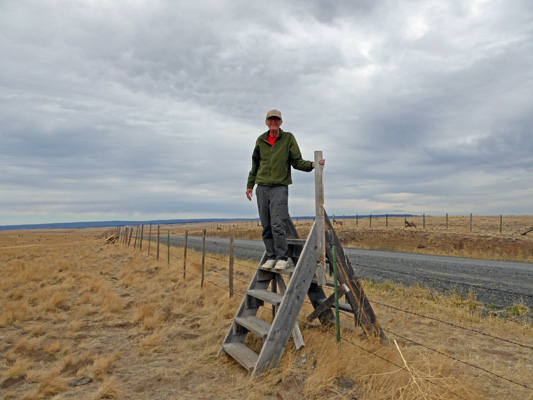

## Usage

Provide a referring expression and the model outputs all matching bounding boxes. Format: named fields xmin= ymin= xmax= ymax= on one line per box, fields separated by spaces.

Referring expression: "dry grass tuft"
xmin=133 ymin=303 xmax=162 ymax=330
xmin=138 ymin=332 xmax=162 ymax=355
xmin=93 ymin=377 xmax=124 ymax=399
xmin=91 ymin=350 xmax=121 ymax=378
xmin=37 ymin=375 xmax=69 ymax=397
xmin=4 ymin=357 xmax=34 ymax=380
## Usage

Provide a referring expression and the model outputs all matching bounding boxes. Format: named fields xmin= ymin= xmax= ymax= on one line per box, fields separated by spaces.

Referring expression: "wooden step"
xmin=235 ymin=315 xmax=271 ymax=339
xmin=312 ymin=277 xmax=336 ymax=286
xmin=247 ymin=289 xmax=283 ymax=306
xmin=287 ymin=238 xmax=306 ymax=246
xmin=317 ymin=299 xmax=354 ymax=313
xmin=222 ymin=343 xmax=258 ymax=372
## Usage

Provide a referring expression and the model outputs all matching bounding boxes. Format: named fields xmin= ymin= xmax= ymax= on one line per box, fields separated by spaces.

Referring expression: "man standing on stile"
xmin=246 ymin=109 xmax=325 ymax=271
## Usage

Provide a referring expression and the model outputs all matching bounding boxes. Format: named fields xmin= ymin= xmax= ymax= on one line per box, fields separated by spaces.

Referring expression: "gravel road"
xmin=168 ymin=235 xmax=533 ymax=311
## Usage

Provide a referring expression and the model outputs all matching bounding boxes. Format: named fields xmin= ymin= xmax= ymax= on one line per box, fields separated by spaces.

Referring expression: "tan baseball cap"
xmin=266 ymin=109 xmax=282 ymax=120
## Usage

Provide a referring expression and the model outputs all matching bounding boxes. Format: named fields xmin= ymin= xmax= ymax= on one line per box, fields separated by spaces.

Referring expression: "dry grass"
xmin=1 ymin=227 xmax=531 ymax=399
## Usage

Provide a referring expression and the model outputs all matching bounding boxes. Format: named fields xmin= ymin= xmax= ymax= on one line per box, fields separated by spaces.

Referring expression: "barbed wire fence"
xmin=101 ymin=213 xmax=533 ymax=239
xmin=105 ymin=223 xmax=533 ymax=395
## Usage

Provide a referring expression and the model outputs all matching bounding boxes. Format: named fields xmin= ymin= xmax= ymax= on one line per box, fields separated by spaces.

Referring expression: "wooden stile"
xmin=219 ymin=150 xmax=385 ymax=378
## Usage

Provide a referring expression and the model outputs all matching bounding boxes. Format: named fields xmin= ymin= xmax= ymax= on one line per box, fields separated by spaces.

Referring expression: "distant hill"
xmin=0 ymin=218 xmax=251 ymax=231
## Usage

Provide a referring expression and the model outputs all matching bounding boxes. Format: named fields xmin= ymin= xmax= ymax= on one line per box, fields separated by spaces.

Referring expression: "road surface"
xmin=166 ymin=235 xmax=532 ymax=310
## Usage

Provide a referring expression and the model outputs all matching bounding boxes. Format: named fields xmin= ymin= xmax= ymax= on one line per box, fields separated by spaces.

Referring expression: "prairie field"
xmin=0 ymin=224 xmax=532 ymax=399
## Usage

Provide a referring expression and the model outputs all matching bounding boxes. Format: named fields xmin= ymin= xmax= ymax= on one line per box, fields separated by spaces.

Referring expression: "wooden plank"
xmin=247 ymin=289 xmax=283 ymax=306
xmin=251 ymin=223 xmax=319 ymax=378
xmin=222 ymin=343 xmax=259 ymax=372
xmin=306 ymin=283 xmax=336 ymax=325
xmin=307 ymin=284 xmax=349 ymax=322
xmin=218 ymin=252 xmax=271 ymax=357
xmin=235 ymin=316 xmax=271 ymax=339
xmin=324 ymin=211 xmax=387 ymax=342
xmin=314 ymin=151 xmax=326 ymax=286
xmin=287 ymin=238 xmax=306 ymax=245
xmin=316 ymin=299 xmax=355 ymax=314
xmin=275 ymin=274 xmax=305 ymax=350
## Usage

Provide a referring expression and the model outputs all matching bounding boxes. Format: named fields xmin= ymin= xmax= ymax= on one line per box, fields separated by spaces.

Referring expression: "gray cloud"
xmin=1 ymin=0 xmax=532 ymax=225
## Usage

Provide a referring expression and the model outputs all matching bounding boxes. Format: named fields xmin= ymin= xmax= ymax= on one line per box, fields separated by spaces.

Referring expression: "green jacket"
xmin=247 ymin=129 xmax=313 ymax=189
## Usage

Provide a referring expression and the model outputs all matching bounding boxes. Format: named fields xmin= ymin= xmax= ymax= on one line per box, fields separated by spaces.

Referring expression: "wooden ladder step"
xmin=235 ymin=315 xmax=271 ymax=339
xmin=287 ymin=238 xmax=307 ymax=245
xmin=247 ymin=289 xmax=283 ymax=306
xmin=317 ymin=299 xmax=354 ymax=313
xmin=222 ymin=343 xmax=258 ymax=372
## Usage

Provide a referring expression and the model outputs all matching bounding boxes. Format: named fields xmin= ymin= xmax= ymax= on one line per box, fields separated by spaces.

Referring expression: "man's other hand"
xmin=312 ymin=159 xmax=325 ymax=169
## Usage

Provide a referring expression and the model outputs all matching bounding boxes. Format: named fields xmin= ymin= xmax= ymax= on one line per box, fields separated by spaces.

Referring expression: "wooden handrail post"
xmin=314 ymin=150 xmax=326 ymax=286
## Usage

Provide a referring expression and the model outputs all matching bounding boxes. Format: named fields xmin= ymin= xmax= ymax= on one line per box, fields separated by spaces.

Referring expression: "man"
xmin=246 ymin=109 xmax=325 ymax=270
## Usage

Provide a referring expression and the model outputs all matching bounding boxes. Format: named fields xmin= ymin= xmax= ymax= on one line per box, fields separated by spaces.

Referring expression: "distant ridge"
xmin=0 ymin=218 xmax=252 ymax=231
xmin=0 ymin=214 xmax=412 ymax=231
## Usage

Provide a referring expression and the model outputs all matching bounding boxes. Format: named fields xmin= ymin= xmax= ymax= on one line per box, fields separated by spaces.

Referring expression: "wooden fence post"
xmin=140 ymin=225 xmax=144 ymax=250
xmin=356 ymin=214 xmax=358 ymax=226
xmin=470 ymin=213 xmax=473 ymax=232
xmin=201 ymin=229 xmax=206 ymax=287
xmin=148 ymin=224 xmax=152 ymax=255
xmin=134 ymin=226 xmax=138 ymax=248
xmin=423 ymin=213 xmax=426 ymax=229
xmin=157 ymin=225 xmax=160 ymax=260
xmin=128 ymin=227 xmax=133 ymax=246
xmin=369 ymin=214 xmax=372 ymax=228
xmin=386 ymin=214 xmax=388 ymax=227
xmin=446 ymin=213 xmax=448 ymax=229
xmin=167 ymin=230 xmax=170 ymax=266
xmin=500 ymin=215 xmax=503 ymax=234
xmin=229 ymin=234 xmax=234 ymax=297
xmin=183 ymin=231 xmax=188 ymax=279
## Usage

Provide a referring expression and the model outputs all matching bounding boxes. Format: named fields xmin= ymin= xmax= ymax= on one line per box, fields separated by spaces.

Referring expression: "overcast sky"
xmin=1 ymin=0 xmax=532 ymax=225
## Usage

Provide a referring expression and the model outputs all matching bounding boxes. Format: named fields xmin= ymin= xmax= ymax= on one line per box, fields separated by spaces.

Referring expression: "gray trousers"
xmin=256 ymin=185 xmax=289 ymax=261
